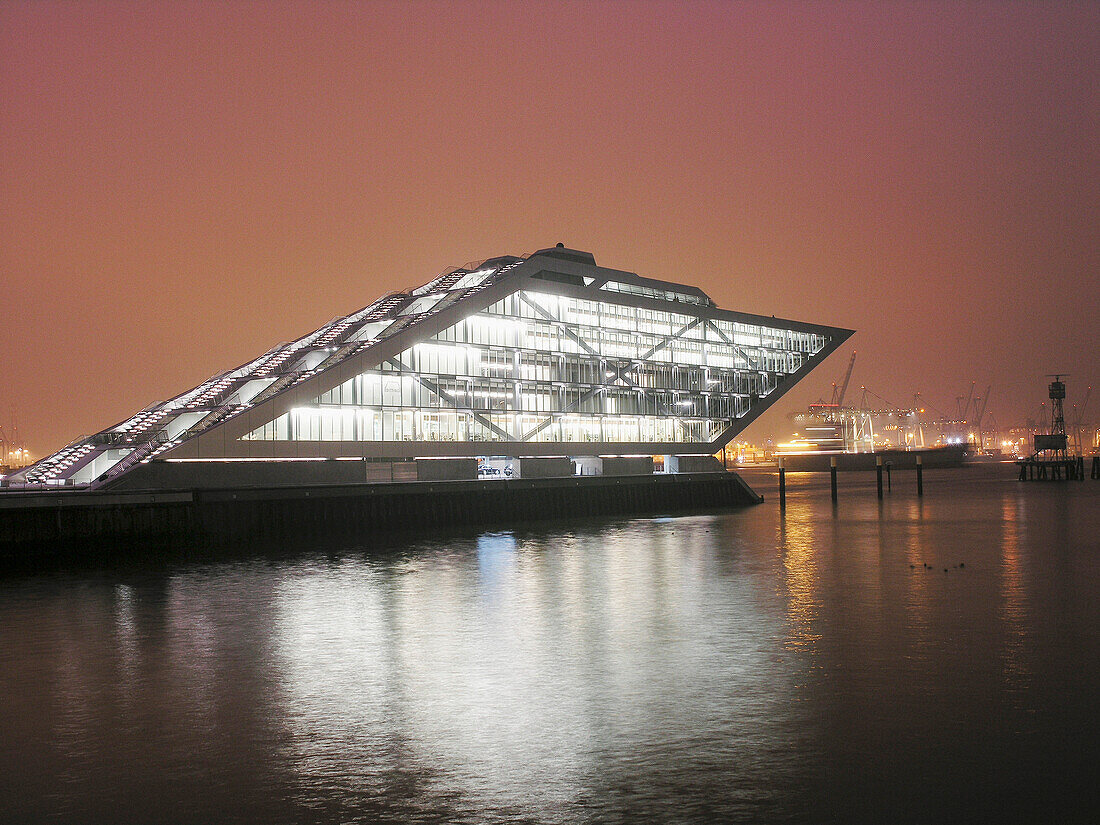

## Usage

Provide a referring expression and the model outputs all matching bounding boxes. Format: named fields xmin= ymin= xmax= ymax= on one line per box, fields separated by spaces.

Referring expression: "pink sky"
xmin=2 ymin=1 xmax=1097 ymax=456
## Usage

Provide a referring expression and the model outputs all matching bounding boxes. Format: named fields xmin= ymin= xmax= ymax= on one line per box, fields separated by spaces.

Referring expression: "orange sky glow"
xmin=2 ymin=0 xmax=1098 ymax=456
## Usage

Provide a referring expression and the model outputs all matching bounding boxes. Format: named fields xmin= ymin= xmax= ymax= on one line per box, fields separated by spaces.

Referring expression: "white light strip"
xmin=163 ymin=457 xmax=329 ymax=463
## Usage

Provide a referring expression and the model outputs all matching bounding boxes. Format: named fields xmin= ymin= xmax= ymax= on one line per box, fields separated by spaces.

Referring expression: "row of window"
xmin=598 ymin=279 xmax=710 ymax=306
xmin=244 ymin=408 xmax=728 ymax=444
xmin=382 ymin=344 xmax=789 ymax=390
xmin=314 ymin=371 xmax=769 ymax=416
xmin=427 ymin=313 xmax=807 ymax=370
xmin=479 ymin=291 xmax=824 ymax=354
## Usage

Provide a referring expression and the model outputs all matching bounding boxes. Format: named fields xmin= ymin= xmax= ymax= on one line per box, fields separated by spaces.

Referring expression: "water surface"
xmin=2 ymin=466 xmax=1097 ymax=823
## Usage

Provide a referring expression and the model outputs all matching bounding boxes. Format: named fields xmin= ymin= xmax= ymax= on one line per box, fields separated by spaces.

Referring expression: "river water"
xmin=2 ymin=465 xmax=1098 ymax=824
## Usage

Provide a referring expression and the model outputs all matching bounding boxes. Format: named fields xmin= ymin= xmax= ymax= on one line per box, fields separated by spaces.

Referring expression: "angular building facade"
xmin=7 ymin=246 xmax=852 ymax=490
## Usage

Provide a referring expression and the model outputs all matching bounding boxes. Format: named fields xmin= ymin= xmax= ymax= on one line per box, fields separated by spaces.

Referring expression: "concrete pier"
xmin=777 ymin=446 xmax=966 ymax=472
xmin=0 ymin=472 xmax=762 ymax=565
xmin=1017 ymin=456 xmax=1087 ymax=481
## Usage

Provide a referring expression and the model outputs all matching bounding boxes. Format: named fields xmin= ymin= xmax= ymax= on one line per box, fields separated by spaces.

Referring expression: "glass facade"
xmin=10 ymin=247 xmax=848 ymax=490
xmin=244 ymin=289 xmax=828 ymax=446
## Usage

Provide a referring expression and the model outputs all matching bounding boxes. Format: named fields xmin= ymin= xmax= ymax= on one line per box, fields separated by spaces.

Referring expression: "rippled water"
xmin=2 ymin=466 xmax=1098 ymax=824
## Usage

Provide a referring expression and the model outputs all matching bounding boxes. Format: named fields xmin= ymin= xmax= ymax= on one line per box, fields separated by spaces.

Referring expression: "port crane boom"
xmin=1070 ymin=385 xmax=1091 ymax=454
xmin=956 ymin=382 xmax=976 ymax=421
xmin=971 ymin=386 xmax=991 ymax=450
xmin=831 ymin=351 xmax=857 ymax=406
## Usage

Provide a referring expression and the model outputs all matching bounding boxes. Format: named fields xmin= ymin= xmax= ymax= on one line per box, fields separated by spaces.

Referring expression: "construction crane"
xmin=830 ymin=351 xmax=857 ymax=406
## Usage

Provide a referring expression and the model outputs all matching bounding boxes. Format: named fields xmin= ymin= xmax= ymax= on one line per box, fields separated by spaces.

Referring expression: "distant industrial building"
xmin=6 ymin=246 xmax=851 ymax=490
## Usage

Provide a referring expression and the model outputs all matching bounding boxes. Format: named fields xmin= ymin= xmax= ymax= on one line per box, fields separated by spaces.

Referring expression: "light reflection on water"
xmin=778 ymin=498 xmax=821 ymax=653
xmin=270 ymin=522 xmax=802 ymax=821
xmin=1 ymin=466 xmax=1098 ymax=823
xmin=999 ymin=495 xmax=1031 ymax=698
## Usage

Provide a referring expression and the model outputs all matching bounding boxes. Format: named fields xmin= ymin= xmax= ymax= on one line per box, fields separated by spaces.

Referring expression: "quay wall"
xmin=0 ymin=472 xmax=762 ymax=565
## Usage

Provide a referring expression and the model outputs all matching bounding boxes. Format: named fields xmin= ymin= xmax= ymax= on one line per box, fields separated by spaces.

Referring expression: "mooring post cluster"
xmin=779 ymin=452 xmax=926 ymax=507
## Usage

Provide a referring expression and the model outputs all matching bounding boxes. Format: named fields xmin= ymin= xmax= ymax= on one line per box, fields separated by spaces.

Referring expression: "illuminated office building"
xmin=8 ymin=246 xmax=851 ymax=490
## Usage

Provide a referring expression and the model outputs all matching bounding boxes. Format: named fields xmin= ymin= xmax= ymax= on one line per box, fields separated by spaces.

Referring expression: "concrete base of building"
xmin=513 ymin=457 xmax=574 ymax=479
xmin=415 ymin=458 xmax=478 ymax=481
xmin=666 ymin=454 xmax=725 ymax=473
xmin=599 ymin=456 xmax=655 ymax=476
xmin=103 ymin=458 xmax=416 ymax=490
xmin=88 ymin=453 xmax=724 ymax=490
xmin=0 ymin=472 xmax=763 ymax=566
xmin=571 ymin=456 xmax=654 ymax=476
xmin=101 ymin=457 xmax=484 ymax=490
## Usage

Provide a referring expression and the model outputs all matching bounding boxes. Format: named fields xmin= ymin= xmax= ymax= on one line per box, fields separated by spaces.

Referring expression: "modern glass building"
xmin=7 ymin=246 xmax=852 ymax=490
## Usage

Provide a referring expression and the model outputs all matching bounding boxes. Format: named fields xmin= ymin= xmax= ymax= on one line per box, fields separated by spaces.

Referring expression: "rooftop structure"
xmin=6 ymin=246 xmax=852 ymax=490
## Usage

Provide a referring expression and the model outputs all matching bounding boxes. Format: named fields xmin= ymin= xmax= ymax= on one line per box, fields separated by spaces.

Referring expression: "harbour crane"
xmin=955 ymin=382 xmax=976 ymax=421
xmin=1070 ymin=385 xmax=1091 ymax=455
xmin=986 ymin=412 xmax=999 ymax=436
xmin=829 ymin=351 xmax=857 ymax=406
xmin=914 ymin=390 xmax=948 ymax=421
xmin=0 ymin=419 xmax=27 ymax=470
xmin=970 ymin=386 xmax=991 ymax=450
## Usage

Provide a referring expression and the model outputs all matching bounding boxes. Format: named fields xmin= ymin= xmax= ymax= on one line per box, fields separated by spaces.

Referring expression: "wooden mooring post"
xmin=876 ymin=456 xmax=883 ymax=499
xmin=778 ymin=456 xmax=786 ymax=509
xmin=916 ymin=455 xmax=923 ymax=497
xmin=830 ymin=456 xmax=838 ymax=503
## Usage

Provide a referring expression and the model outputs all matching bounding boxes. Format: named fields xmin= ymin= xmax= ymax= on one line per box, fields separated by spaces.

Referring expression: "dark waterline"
xmin=2 ymin=466 xmax=1098 ymax=823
